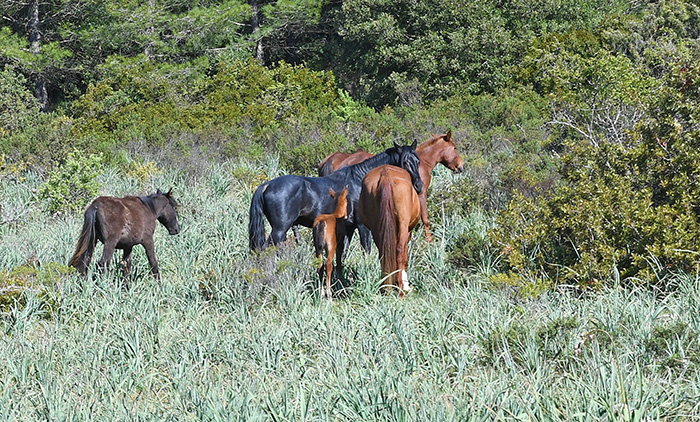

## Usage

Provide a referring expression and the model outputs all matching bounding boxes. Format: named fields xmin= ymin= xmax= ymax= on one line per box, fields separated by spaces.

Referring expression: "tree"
xmin=321 ymin=0 xmax=628 ymax=108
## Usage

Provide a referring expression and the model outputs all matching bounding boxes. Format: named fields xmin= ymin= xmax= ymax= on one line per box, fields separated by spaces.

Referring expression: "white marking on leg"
xmin=401 ymin=270 xmax=411 ymax=293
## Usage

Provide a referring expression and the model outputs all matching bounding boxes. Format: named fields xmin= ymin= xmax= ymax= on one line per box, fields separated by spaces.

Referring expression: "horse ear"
xmin=166 ymin=187 xmax=173 ymax=197
xmin=393 ymin=141 xmax=401 ymax=149
xmin=411 ymin=140 xmax=417 ymax=149
xmin=445 ymin=130 xmax=452 ymax=141
xmin=329 ymin=188 xmax=336 ymax=198
xmin=156 ymin=188 xmax=162 ymax=195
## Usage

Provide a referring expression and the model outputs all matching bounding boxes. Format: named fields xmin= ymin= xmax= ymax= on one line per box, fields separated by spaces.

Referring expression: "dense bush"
xmin=38 ymin=150 xmax=103 ymax=215
xmin=493 ymin=58 xmax=700 ymax=285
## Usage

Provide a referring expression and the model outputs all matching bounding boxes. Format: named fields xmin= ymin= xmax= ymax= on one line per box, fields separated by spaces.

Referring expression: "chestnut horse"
xmin=320 ymin=131 xmax=465 ymax=244
xmin=312 ymin=187 xmax=349 ymax=300
xmin=359 ymin=165 xmax=420 ymax=296
xmin=68 ymin=188 xmax=180 ymax=282
xmin=318 ymin=149 xmax=374 ymax=177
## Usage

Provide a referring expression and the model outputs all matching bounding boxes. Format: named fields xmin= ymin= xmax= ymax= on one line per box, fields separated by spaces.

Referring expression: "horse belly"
xmin=116 ymin=220 xmax=150 ymax=248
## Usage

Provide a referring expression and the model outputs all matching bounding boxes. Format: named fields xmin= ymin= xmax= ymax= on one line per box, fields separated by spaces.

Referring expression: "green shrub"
xmin=644 ymin=321 xmax=700 ymax=372
xmin=0 ymin=261 xmax=71 ymax=316
xmin=492 ymin=59 xmax=700 ymax=286
xmin=38 ymin=150 xmax=103 ymax=215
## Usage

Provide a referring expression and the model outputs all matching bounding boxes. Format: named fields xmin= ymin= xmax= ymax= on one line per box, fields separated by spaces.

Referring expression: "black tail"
xmin=313 ymin=220 xmax=327 ymax=257
xmin=68 ymin=204 xmax=97 ymax=275
xmin=249 ymin=183 xmax=267 ymax=251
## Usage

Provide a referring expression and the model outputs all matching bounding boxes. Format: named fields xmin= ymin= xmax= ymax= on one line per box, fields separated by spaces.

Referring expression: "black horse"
xmin=249 ymin=142 xmax=423 ymax=279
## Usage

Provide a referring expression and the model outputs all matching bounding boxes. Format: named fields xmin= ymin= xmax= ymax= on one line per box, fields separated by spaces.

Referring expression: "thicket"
xmin=493 ymin=0 xmax=700 ymax=287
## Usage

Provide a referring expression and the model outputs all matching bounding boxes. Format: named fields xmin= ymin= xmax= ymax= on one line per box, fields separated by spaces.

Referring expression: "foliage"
xmin=493 ymin=56 xmax=700 ymax=285
xmin=121 ymin=158 xmax=162 ymax=184
xmin=0 ymin=67 xmax=39 ymax=138
xmin=38 ymin=150 xmax=103 ymax=215
xmin=0 ymin=260 xmax=70 ymax=316
xmin=325 ymin=0 xmax=628 ymax=107
xmin=68 ymin=56 xmax=350 ymax=167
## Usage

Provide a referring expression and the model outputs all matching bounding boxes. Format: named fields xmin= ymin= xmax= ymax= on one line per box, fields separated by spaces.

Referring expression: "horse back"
xmin=360 ymin=165 xmax=420 ymax=230
xmin=92 ymin=196 xmax=156 ymax=246
xmin=336 ymin=150 xmax=374 ymax=172
xmin=319 ymin=152 xmax=352 ymax=176
xmin=264 ymin=175 xmax=343 ymax=228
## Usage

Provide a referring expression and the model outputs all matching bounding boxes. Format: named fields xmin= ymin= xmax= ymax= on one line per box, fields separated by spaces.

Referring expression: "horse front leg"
xmin=335 ymin=232 xmax=347 ymax=295
xmin=142 ymin=239 xmax=160 ymax=283
xmin=121 ymin=246 xmax=133 ymax=275
xmin=292 ymin=225 xmax=301 ymax=244
xmin=419 ymin=193 xmax=433 ymax=243
xmin=121 ymin=246 xmax=133 ymax=290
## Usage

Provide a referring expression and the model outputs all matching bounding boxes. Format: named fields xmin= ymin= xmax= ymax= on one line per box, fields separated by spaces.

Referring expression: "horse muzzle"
xmin=453 ymin=164 xmax=465 ymax=174
xmin=413 ymin=180 xmax=424 ymax=195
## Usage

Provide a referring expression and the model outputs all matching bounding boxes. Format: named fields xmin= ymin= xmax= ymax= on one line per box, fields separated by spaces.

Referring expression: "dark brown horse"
xmin=68 ymin=188 xmax=180 ymax=281
xmin=320 ymin=131 xmax=465 ymax=243
xmin=312 ymin=187 xmax=349 ymax=300
xmin=359 ymin=165 xmax=421 ymax=296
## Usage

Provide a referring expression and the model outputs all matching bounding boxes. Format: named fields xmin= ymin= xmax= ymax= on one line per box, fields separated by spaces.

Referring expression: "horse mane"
xmin=139 ymin=191 xmax=176 ymax=215
xmin=330 ymin=146 xmax=399 ymax=181
xmin=417 ymin=133 xmax=447 ymax=152
xmin=139 ymin=194 xmax=159 ymax=214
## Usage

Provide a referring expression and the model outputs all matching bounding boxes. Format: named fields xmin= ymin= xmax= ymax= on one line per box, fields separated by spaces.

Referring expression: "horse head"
xmin=393 ymin=140 xmax=424 ymax=194
xmin=439 ymin=131 xmax=465 ymax=173
xmin=156 ymin=188 xmax=180 ymax=235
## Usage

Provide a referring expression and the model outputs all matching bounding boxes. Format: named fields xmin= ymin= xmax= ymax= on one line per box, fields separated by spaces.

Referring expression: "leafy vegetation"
xmin=38 ymin=150 xmax=103 ymax=215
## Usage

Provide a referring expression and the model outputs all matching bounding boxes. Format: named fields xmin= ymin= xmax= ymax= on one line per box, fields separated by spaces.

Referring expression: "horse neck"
xmin=140 ymin=194 xmax=166 ymax=217
xmin=349 ymin=151 xmax=393 ymax=179
xmin=416 ymin=143 xmax=441 ymax=174
xmin=332 ymin=199 xmax=348 ymax=219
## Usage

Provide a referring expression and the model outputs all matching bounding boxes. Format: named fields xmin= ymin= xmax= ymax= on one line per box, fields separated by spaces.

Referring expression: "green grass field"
xmin=1 ymin=159 xmax=699 ymax=420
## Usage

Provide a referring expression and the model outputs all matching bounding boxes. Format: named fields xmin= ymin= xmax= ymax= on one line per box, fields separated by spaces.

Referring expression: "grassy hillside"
xmin=1 ymin=159 xmax=699 ymax=420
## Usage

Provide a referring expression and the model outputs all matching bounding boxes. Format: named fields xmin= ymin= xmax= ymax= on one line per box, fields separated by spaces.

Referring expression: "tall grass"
xmin=1 ymin=158 xmax=699 ymax=420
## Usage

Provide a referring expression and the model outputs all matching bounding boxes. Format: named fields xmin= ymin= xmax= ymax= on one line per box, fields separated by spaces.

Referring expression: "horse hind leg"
xmin=270 ymin=228 xmax=288 ymax=247
xmin=397 ymin=228 xmax=412 ymax=296
xmin=325 ymin=244 xmax=335 ymax=300
xmin=97 ymin=239 xmax=118 ymax=277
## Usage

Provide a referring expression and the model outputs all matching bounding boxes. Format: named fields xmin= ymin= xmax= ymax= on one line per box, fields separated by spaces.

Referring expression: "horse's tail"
xmin=377 ymin=179 xmax=398 ymax=287
xmin=319 ymin=160 xmax=335 ymax=177
xmin=313 ymin=219 xmax=326 ymax=257
xmin=68 ymin=204 xmax=97 ymax=276
xmin=249 ymin=183 xmax=268 ymax=251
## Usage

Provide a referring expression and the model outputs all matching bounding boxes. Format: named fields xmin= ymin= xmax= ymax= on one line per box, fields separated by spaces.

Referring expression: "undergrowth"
xmin=0 ymin=158 xmax=699 ymax=420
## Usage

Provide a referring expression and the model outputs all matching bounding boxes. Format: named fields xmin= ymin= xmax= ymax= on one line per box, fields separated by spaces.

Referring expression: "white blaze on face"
xmin=400 ymin=270 xmax=411 ymax=293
